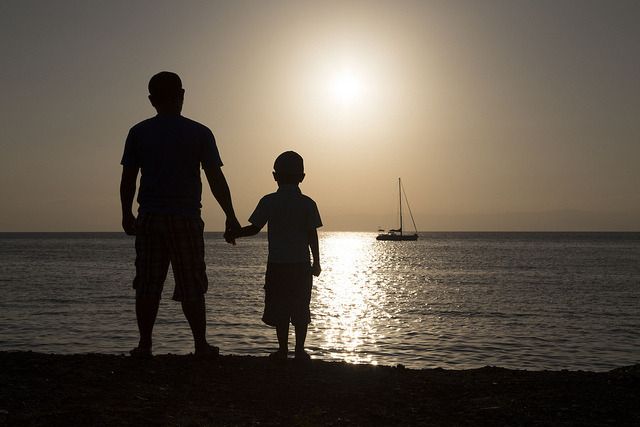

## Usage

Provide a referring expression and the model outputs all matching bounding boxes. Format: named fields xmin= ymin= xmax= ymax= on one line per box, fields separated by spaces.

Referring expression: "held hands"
xmin=224 ymin=216 xmax=241 ymax=245
xmin=223 ymin=228 xmax=238 ymax=244
xmin=311 ymin=263 xmax=322 ymax=277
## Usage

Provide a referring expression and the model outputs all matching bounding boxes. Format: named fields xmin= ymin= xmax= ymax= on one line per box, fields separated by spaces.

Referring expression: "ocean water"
xmin=0 ymin=232 xmax=639 ymax=371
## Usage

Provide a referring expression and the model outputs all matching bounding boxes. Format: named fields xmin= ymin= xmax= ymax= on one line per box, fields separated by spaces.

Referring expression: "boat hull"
xmin=376 ymin=234 xmax=419 ymax=241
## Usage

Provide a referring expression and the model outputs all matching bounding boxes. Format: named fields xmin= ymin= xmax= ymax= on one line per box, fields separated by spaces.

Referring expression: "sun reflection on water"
xmin=313 ymin=232 xmax=384 ymax=364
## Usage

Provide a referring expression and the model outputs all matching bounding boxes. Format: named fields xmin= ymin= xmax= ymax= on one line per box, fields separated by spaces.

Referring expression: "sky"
xmin=1 ymin=0 xmax=639 ymax=231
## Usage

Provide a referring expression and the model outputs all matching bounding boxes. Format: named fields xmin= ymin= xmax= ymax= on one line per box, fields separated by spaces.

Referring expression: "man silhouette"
xmin=120 ymin=71 xmax=239 ymax=357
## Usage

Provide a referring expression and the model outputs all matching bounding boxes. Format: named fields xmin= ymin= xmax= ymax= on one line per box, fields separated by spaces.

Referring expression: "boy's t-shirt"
xmin=249 ymin=184 xmax=322 ymax=264
xmin=120 ymin=115 xmax=223 ymax=216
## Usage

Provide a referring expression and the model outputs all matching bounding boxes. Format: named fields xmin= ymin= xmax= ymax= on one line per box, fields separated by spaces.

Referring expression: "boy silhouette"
xmin=229 ymin=151 xmax=322 ymax=361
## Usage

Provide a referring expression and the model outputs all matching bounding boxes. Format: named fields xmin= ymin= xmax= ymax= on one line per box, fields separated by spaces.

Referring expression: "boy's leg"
xmin=276 ymin=322 xmax=289 ymax=352
xmin=292 ymin=264 xmax=312 ymax=358
xmin=294 ymin=323 xmax=307 ymax=353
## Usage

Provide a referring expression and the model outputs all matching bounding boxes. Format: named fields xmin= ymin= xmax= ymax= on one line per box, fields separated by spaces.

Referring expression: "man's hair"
xmin=148 ymin=71 xmax=183 ymax=100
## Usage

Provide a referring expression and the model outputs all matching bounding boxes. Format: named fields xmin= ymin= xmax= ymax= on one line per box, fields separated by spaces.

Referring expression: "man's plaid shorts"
xmin=133 ymin=213 xmax=208 ymax=301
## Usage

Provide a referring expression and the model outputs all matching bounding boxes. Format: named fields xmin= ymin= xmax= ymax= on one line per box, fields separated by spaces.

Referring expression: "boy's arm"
xmin=309 ymin=229 xmax=321 ymax=276
xmin=234 ymin=224 xmax=262 ymax=238
xmin=120 ymin=166 xmax=139 ymax=235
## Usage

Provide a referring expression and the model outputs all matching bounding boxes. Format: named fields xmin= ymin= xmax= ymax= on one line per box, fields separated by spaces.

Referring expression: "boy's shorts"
xmin=262 ymin=262 xmax=312 ymax=327
xmin=133 ymin=213 xmax=208 ymax=302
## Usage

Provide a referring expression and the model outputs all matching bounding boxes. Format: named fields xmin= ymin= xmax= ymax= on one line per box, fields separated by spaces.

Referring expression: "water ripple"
xmin=1 ymin=232 xmax=639 ymax=370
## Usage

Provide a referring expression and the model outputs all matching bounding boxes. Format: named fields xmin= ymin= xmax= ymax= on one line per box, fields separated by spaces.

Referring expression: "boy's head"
xmin=273 ymin=151 xmax=305 ymax=185
xmin=148 ymin=71 xmax=185 ymax=114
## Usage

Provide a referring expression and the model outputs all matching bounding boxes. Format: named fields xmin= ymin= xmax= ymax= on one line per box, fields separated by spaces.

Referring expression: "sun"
xmin=328 ymin=67 xmax=364 ymax=105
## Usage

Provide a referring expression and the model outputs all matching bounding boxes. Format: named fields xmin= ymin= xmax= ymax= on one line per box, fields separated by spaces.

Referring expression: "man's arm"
xmin=309 ymin=229 xmax=321 ymax=276
xmin=203 ymin=166 xmax=240 ymax=241
xmin=120 ymin=166 xmax=139 ymax=235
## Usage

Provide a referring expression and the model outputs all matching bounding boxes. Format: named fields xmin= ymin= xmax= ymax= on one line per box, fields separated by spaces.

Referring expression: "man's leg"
xmin=169 ymin=215 xmax=214 ymax=354
xmin=181 ymin=296 xmax=209 ymax=352
xmin=136 ymin=294 xmax=161 ymax=351
xmin=132 ymin=213 xmax=169 ymax=355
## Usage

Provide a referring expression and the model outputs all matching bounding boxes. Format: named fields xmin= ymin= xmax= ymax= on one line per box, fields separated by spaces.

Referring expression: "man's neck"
xmin=154 ymin=104 xmax=182 ymax=116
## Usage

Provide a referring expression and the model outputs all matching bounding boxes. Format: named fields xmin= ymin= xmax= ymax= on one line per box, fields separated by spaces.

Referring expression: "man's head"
xmin=148 ymin=71 xmax=184 ymax=114
xmin=273 ymin=151 xmax=305 ymax=185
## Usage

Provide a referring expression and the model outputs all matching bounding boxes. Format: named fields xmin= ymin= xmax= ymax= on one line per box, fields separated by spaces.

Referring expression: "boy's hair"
xmin=148 ymin=71 xmax=183 ymax=101
xmin=274 ymin=151 xmax=304 ymax=175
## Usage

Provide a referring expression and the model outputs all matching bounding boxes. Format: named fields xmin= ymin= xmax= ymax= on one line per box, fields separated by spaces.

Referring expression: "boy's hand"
xmin=311 ymin=263 xmax=321 ymax=277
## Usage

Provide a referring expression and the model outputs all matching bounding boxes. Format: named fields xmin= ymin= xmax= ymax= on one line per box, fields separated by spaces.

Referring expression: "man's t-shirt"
xmin=121 ymin=115 xmax=222 ymax=216
xmin=249 ymin=185 xmax=322 ymax=264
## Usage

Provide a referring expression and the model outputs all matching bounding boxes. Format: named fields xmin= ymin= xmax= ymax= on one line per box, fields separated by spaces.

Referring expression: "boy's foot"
xmin=194 ymin=343 xmax=220 ymax=359
xmin=269 ymin=349 xmax=288 ymax=362
xmin=129 ymin=346 xmax=152 ymax=359
xmin=294 ymin=350 xmax=311 ymax=362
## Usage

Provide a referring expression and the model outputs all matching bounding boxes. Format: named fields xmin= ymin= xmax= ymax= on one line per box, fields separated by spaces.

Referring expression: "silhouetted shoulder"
xmin=128 ymin=117 xmax=157 ymax=133
xmin=301 ymin=194 xmax=318 ymax=205
xmin=178 ymin=116 xmax=214 ymax=136
xmin=129 ymin=116 xmax=212 ymax=136
xmin=301 ymin=193 xmax=322 ymax=228
xmin=300 ymin=193 xmax=320 ymax=212
xmin=259 ymin=192 xmax=279 ymax=204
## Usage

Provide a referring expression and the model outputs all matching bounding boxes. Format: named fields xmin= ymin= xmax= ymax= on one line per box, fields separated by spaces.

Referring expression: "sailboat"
xmin=376 ymin=178 xmax=419 ymax=241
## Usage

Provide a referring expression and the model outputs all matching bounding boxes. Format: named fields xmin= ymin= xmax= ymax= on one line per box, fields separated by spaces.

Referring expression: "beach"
xmin=1 ymin=352 xmax=638 ymax=426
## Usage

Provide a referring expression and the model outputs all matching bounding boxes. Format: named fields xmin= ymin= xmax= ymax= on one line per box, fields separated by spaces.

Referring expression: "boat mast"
xmin=401 ymin=181 xmax=419 ymax=235
xmin=398 ymin=177 xmax=403 ymax=236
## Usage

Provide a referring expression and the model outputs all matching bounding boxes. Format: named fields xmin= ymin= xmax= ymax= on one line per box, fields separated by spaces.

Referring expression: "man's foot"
xmin=129 ymin=347 xmax=152 ymax=359
xmin=194 ymin=343 xmax=220 ymax=359
xmin=294 ymin=350 xmax=311 ymax=362
xmin=269 ymin=349 xmax=288 ymax=362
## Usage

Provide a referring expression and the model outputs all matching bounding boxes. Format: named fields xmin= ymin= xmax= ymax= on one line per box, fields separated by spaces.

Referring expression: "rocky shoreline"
xmin=1 ymin=351 xmax=638 ymax=426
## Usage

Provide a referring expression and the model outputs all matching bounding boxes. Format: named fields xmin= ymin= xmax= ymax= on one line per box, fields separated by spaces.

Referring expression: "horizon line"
xmin=1 ymin=230 xmax=639 ymax=234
